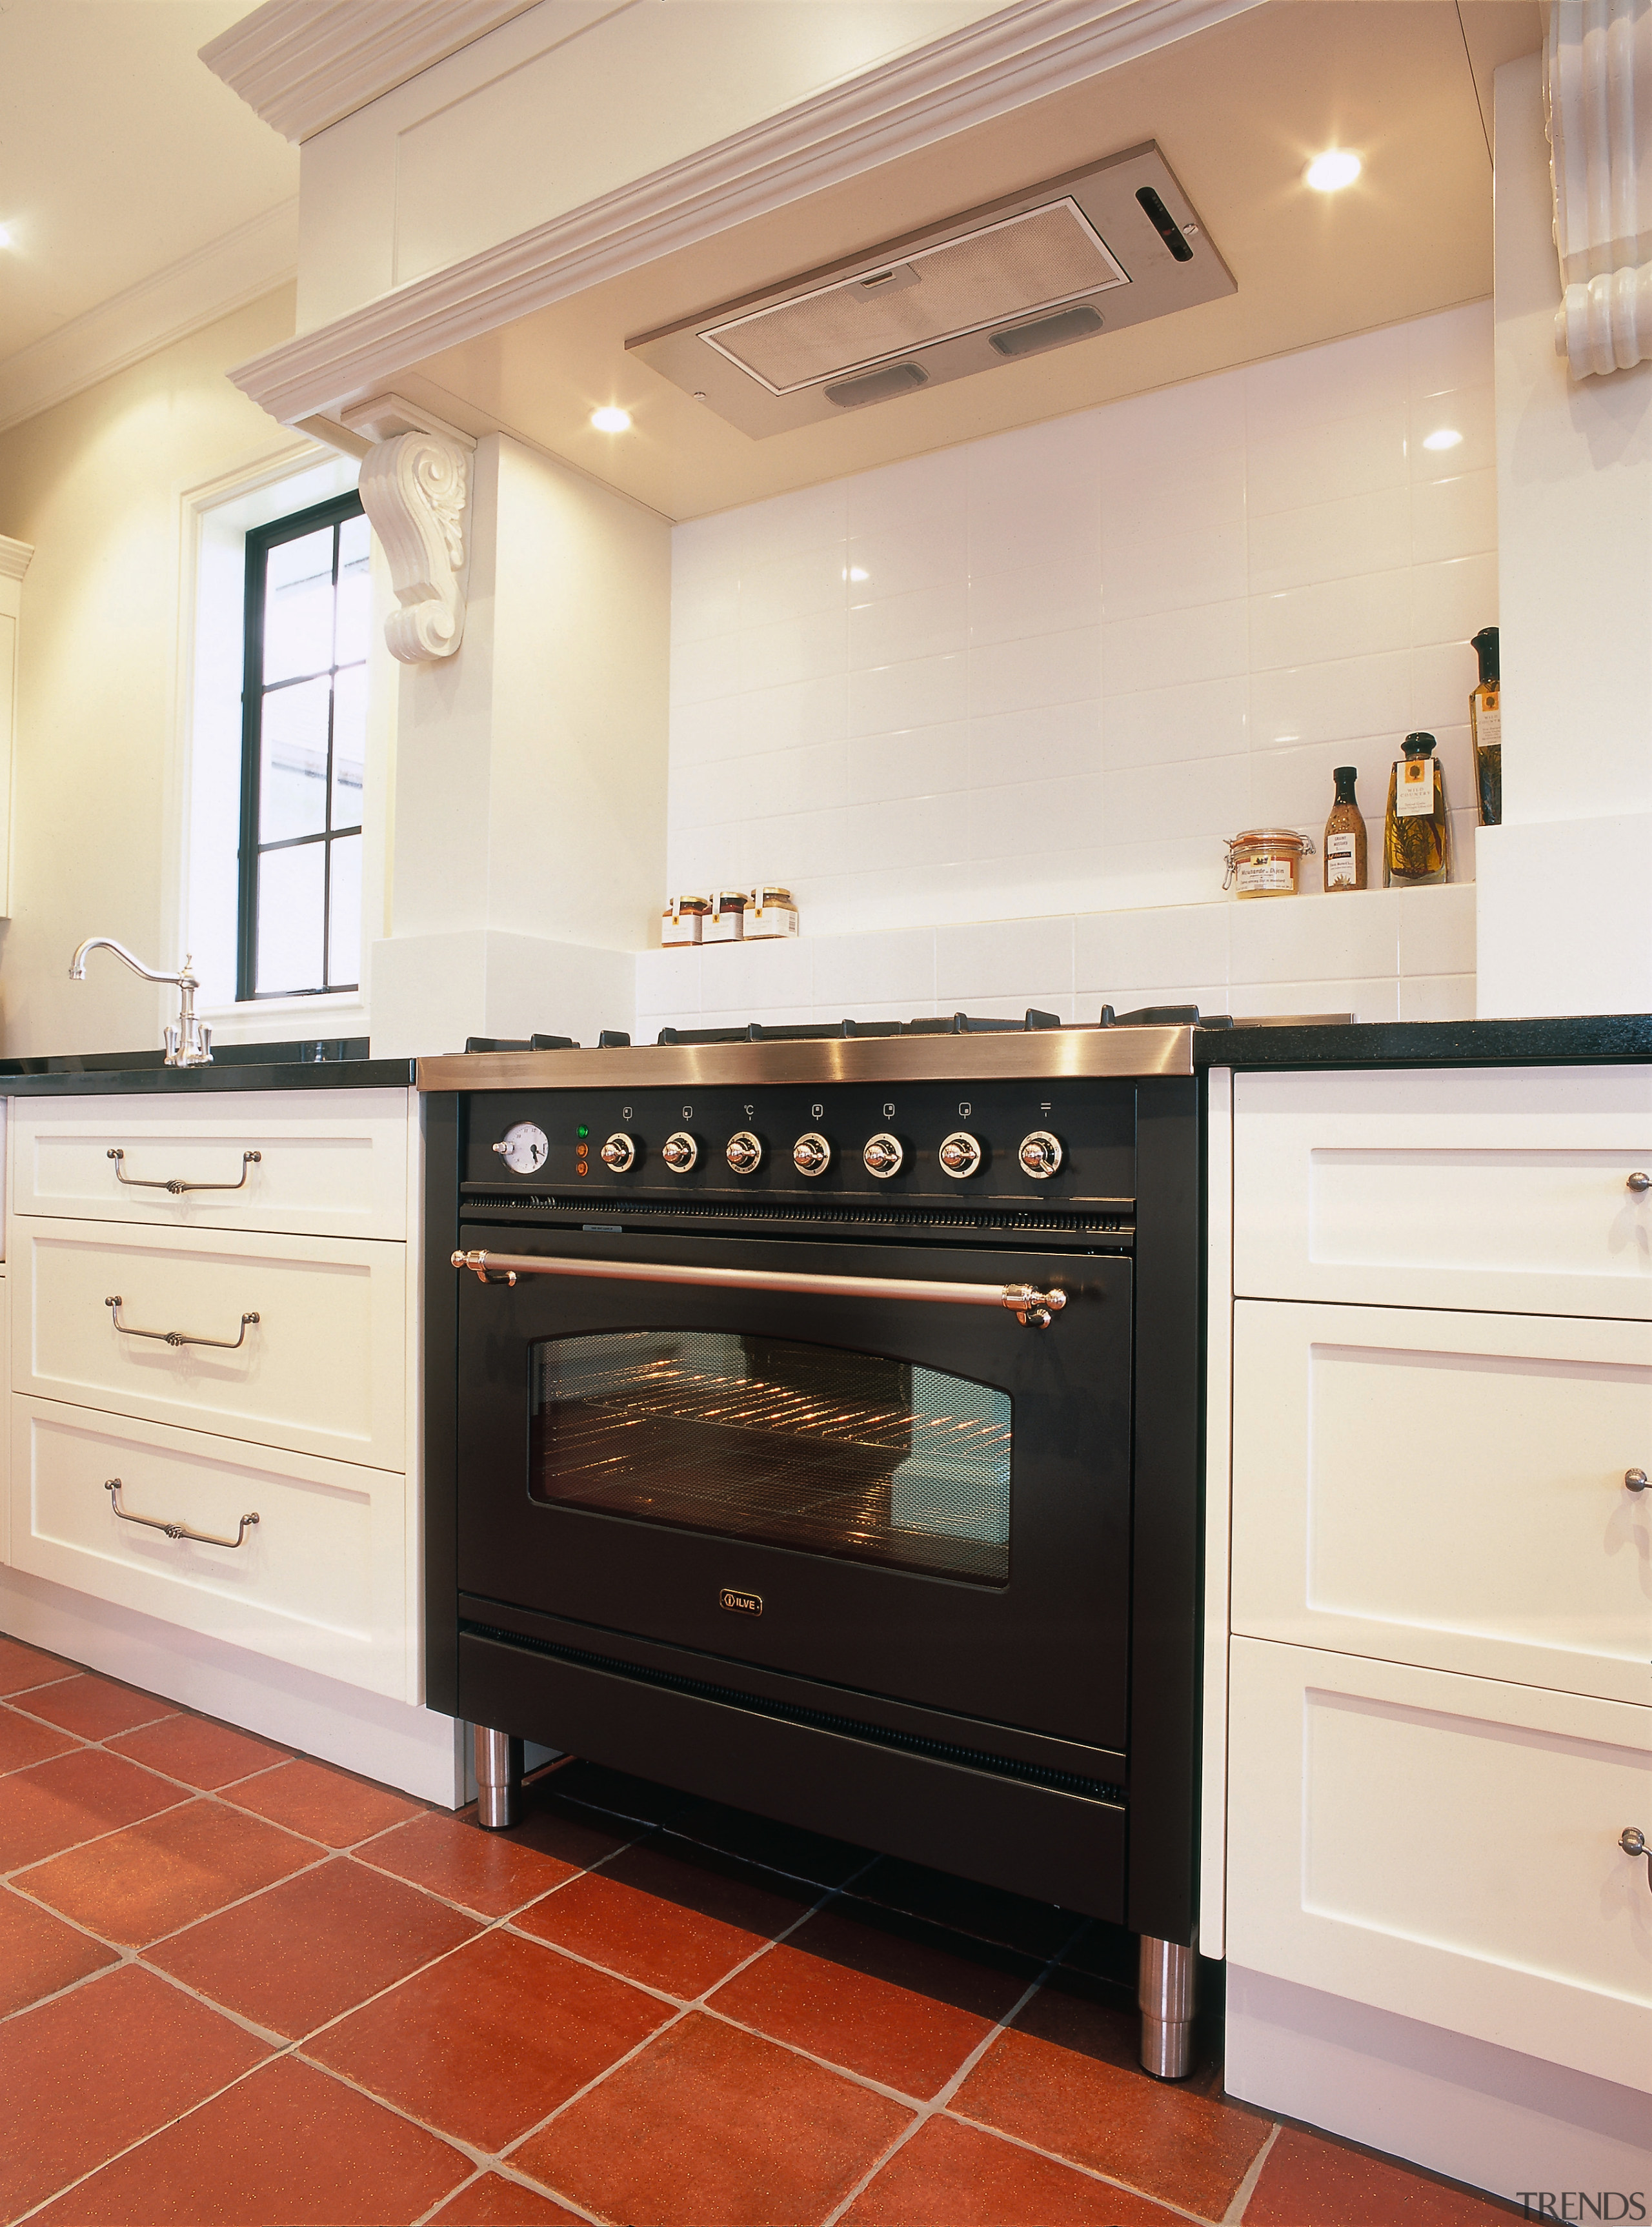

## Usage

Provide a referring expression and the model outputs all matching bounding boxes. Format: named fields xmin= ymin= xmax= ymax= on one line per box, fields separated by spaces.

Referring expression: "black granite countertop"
xmin=1194 ymin=1013 xmax=1652 ymax=1068
xmin=0 ymin=1038 xmax=416 ymax=1096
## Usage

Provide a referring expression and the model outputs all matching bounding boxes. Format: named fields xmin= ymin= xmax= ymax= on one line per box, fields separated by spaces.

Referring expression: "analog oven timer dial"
xmin=492 ymin=1122 xmax=549 ymax=1176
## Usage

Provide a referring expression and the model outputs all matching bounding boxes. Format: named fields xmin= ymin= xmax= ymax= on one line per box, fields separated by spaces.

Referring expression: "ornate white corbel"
xmin=1547 ymin=0 xmax=1652 ymax=376
xmin=348 ymin=396 xmax=475 ymax=663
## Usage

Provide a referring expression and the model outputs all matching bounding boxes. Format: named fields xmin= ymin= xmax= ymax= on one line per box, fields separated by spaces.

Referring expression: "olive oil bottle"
xmin=1384 ymin=732 xmax=1451 ymax=887
xmin=1323 ymin=765 xmax=1367 ymax=892
xmin=1470 ymin=625 xmax=1500 ymax=826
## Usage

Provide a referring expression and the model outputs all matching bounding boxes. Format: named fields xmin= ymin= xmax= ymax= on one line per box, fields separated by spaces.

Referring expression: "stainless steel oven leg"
xmin=473 ymin=1725 xmax=522 ymax=1830
xmin=1138 ymin=1935 xmax=1196 ymax=2079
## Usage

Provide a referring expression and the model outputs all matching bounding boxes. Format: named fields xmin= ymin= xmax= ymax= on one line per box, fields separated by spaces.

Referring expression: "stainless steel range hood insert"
xmin=629 ymin=143 xmax=1233 ymax=438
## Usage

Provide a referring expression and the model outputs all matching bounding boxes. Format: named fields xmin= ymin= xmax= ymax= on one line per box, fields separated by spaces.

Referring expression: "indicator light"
xmin=576 ymin=1125 xmax=589 ymax=1139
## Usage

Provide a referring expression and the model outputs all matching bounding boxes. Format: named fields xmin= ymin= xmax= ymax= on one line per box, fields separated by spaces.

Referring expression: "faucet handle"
xmin=197 ymin=1025 xmax=212 ymax=1062
xmin=164 ymin=1024 xmax=180 ymax=1065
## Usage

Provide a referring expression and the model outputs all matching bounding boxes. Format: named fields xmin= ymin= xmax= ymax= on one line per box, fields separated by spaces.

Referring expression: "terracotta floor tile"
xmin=668 ymin=1797 xmax=872 ymax=1886
xmin=505 ymin=1786 xmax=639 ymax=1873
xmin=0 ymin=1747 xmax=185 ymax=1869
xmin=223 ymin=1755 xmax=423 ymax=1844
xmin=514 ymin=2010 xmax=913 ymax=2227
xmin=543 ymin=1758 xmax=694 ymax=1825
xmin=0 ymin=1700 xmax=80 ymax=1775
xmin=1245 ymin=2126 xmax=1516 ymax=2224
xmin=32 ymin=2052 xmax=469 ymax=2226
xmin=306 ymin=1925 xmax=672 ymax=2151
xmin=106 ymin=1713 xmax=287 ymax=1790
xmin=0 ymin=1962 xmax=268 ymax=2220
xmin=427 ymin=2174 xmax=589 ymax=2224
xmin=709 ymin=1900 xmax=1035 ymax=2098
xmin=17 ymin=1671 xmax=177 ymax=1740
xmin=357 ymin=1810 xmax=587 ymax=1917
xmin=844 ymin=2115 xmax=1193 ymax=2223
xmin=851 ymin=1858 xmax=1082 ymax=1958
xmin=148 ymin=1855 xmax=480 ymax=2037
xmin=952 ymin=1984 xmax=1267 ymax=2218
xmin=0 ymin=1884 xmax=118 ymax=2016
xmin=0 ymin=1632 xmax=76 ymax=1697
xmin=514 ymin=1836 xmax=812 ymax=1997
xmin=18 ymin=1795 xmax=320 ymax=1944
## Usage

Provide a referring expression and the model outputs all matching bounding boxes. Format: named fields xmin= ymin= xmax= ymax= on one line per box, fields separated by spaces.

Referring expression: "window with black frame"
xmin=237 ymin=492 xmax=368 ymax=998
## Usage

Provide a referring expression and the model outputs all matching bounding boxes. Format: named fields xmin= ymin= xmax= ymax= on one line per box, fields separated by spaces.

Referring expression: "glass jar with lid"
xmin=660 ymin=894 xmax=712 ymax=947
xmin=1224 ymin=828 xmax=1315 ymax=899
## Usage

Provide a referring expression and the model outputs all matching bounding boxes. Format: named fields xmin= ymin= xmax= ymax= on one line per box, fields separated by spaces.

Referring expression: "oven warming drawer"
xmin=457 ymin=1623 xmax=1128 ymax=1921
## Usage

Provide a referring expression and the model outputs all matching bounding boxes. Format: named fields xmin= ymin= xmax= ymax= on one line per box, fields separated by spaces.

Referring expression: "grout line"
xmin=1223 ymin=2120 xmax=1281 ymax=2224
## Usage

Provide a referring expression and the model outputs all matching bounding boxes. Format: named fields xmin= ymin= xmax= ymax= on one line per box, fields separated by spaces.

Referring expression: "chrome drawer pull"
xmin=1626 ymin=1469 xmax=1649 ymax=1492
xmin=1628 ymin=1172 xmax=1651 ymax=1193
xmin=105 ymin=1295 xmax=259 ymax=1351
xmin=451 ymin=1247 xmax=1068 ymax=1329
xmin=106 ymin=1478 xmax=258 ymax=1550
xmin=108 ymin=1147 xmax=259 ymax=1195
xmin=1620 ymin=1826 xmax=1651 ymax=1891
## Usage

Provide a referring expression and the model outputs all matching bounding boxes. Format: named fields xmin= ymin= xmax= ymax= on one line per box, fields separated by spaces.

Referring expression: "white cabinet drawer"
xmin=13 ymin=1220 xmax=405 ymax=1470
xmin=9 ymin=1397 xmax=410 ymax=1700
xmin=12 ymin=1090 xmax=410 ymax=1240
xmin=1233 ymin=1065 xmax=1652 ymax=1316
xmin=1231 ymin=1300 xmax=1652 ymax=1705
xmin=1226 ymin=1638 xmax=1652 ymax=2088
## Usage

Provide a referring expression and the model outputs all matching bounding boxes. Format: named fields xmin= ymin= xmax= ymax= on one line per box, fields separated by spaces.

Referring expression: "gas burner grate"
xmin=461 ymin=1189 xmax=1133 ymax=1236
xmin=654 ymin=1009 xmax=1063 ymax=1045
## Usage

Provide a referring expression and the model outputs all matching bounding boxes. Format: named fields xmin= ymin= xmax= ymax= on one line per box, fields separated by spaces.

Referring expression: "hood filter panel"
xmin=629 ymin=142 xmax=1234 ymax=440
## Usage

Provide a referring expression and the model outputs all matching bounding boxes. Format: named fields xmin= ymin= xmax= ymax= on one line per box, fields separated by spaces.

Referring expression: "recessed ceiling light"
xmin=1422 ymin=427 xmax=1463 ymax=451
xmin=1305 ymin=150 xmax=1362 ymax=192
xmin=590 ymin=406 xmax=631 ymax=432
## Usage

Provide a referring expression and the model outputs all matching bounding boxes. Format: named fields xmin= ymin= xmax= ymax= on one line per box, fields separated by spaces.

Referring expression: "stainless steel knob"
xmin=1630 ymin=1173 xmax=1651 ymax=1193
xmin=939 ymin=1131 xmax=982 ymax=1178
xmin=1626 ymin=1468 xmax=1649 ymax=1491
xmin=863 ymin=1132 xmax=905 ymax=1179
xmin=600 ymin=1133 xmax=636 ymax=1173
xmin=1018 ymin=1129 xmax=1063 ymax=1180
xmin=726 ymin=1130 xmax=763 ymax=1176
xmin=661 ymin=1131 xmax=698 ymax=1173
xmin=793 ymin=1133 xmax=831 ymax=1178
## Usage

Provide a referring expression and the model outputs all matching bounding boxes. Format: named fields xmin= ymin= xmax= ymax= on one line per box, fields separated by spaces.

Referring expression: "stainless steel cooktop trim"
xmin=418 ymin=1025 xmax=1194 ymax=1092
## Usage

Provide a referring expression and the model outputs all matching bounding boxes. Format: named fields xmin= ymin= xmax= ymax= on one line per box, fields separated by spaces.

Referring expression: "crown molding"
xmin=0 ymin=200 xmax=299 ymax=438
xmin=199 ymin=0 xmax=546 ymax=144
xmin=228 ymin=0 xmax=1262 ymax=427
xmin=0 ymin=537 xmax=33 ymax=582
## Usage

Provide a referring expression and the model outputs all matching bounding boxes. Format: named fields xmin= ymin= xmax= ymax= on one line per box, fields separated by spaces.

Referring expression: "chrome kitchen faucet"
xmin=69 ymin=938 xmax=212 ymax=1067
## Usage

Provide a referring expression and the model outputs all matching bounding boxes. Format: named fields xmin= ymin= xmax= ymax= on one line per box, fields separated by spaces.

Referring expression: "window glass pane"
xmin=327 ymin=832 xmax=362 ymax=989
xmin=256 ymin=842 xmax=325 ymax=994
xmin=262 ymin=525 xmax=335 ymax=684
xmin=334 ymin=513 xmax=372 ymax=667
xmin=259 ymin=676 xmax=329 ymax=843
xmin=330 ymin=664 xmax=367 ymax=832
xmin=529 ymin=1331 xmax=1011 ymax=1584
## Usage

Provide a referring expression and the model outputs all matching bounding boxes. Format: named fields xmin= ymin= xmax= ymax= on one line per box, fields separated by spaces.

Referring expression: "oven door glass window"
xmin=529 ymin=1330 xmax=1011 ymax=1585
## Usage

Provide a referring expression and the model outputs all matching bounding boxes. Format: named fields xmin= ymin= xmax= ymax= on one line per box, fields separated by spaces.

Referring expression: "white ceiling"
xmin=0 ymin=0 xmax=297 ymax=367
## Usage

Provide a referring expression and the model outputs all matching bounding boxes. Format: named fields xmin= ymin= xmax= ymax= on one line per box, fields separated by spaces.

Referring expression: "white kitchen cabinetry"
xmin=5 ymin=1089 xmax=426 ymax=1713
xmin=1220 ymin=1060 xmax=1652 ymax=2200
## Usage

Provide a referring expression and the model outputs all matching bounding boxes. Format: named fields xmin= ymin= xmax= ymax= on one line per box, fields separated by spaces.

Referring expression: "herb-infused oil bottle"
xmin=1323 ymin=765 xmax=1367 ymax=892
xmin=1384 ymin=732 xmax=1451 ymax=887
xmin=1470 ymin=625 xmax=1500 ymax=825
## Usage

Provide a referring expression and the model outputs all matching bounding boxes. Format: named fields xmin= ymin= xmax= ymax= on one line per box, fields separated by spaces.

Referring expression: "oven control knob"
xmin=661 ymin=1131 xmax=698 ymax=1173
xmin=599 ymin=1133 xmax=636 ymax=1173
xmin=1018 ymin=1129 xmax=1063 ymax=1180
xmin=726 ymin=1130 xmax=763 ymax=1175
xmin=863 ymin=1132 xmax=905 ymax=1179
xmin=792 ymin=1132 xmax=832 ymax=1178
xmin=938 ymin=1131 xmax=982 ymax=1179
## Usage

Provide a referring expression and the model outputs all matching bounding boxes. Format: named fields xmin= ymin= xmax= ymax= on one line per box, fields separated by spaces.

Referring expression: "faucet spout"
xmin=69 ymin=938 xmax=210 ymax=1066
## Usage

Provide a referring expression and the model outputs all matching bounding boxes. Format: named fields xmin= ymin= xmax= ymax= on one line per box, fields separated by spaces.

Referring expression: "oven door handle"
xmin=450 ymin=1248 xmax=1068 ymax=1328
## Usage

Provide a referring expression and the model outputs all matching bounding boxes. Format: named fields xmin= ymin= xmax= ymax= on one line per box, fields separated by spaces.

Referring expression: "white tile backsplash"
xmin=659 ymin=303 xmax=1495 ymax=1032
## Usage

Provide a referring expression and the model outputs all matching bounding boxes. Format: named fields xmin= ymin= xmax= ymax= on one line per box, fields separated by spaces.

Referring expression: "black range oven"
xmin=419 ymin=1018 xmax=1207 ymax=2075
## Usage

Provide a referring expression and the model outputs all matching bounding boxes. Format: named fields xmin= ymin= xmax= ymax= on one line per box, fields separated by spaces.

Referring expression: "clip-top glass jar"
xmin=1224 ymin=828 xmax=1315 ymax=899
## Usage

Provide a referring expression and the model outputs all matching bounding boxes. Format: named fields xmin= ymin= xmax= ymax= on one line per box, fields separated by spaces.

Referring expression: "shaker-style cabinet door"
xmin=1231 ymin=1299 xmax=1652 ymax=1706
xmin=1226 ymin=1637 xmax=1652 ymax=2091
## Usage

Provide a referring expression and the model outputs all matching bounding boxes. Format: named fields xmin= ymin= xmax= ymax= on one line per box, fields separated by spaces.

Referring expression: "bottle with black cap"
xmin=1470 ymin=625 xmax=1500 ymax=826
xmin=1384 ymin=732 xmax=1451 ymax=887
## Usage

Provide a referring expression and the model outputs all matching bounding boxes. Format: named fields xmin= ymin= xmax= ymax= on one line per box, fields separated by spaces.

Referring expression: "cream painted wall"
xmin=0 ymin=288 xmax=305 ymax=1058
